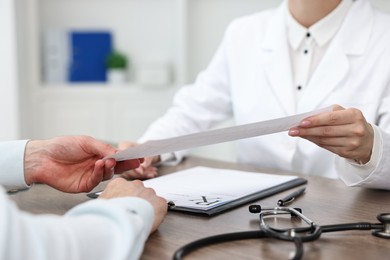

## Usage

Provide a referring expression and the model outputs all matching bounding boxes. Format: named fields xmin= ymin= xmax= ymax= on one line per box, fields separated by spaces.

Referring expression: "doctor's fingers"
xmin=143 ymin=155 xmax=161 ymax=167
xmin=118 ymin=140 xmax=138 ymax=149
xmin=120 ymin=166 xmax=158 ymax=180
xmin=303 ymin=135 xmax=363 ymax=148
xmin=303 ymin=136 xmax=369 ymax=159
xmin=117 ymin=156 xmax=160 ymax=180
xmin=299 ymin=108 xmax=366 ymax=129
xmin=289 ymin=121 xmax=367 ymax=139
xmin=112 ymin=158 xmax=144 ymax=175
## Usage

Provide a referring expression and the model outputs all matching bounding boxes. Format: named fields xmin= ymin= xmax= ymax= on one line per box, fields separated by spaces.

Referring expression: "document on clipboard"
xmin=88 ymin=166 xmax=307 ymax=216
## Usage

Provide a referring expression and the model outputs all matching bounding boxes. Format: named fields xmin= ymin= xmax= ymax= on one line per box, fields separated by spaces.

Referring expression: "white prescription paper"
xmin=143 ymin=166 xmax=298 ymax=210
xmin=107 ymin=106 xmax=332 ymax=161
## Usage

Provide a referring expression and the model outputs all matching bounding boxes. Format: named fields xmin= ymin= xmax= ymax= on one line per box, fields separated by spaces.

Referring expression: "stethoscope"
xmin=173 ymin=205 xmax=390 ymax=260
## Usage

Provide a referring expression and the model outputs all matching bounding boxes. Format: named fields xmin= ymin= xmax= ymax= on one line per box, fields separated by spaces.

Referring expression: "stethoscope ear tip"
xmin=249 ymin=204 xmax=261 ymax=213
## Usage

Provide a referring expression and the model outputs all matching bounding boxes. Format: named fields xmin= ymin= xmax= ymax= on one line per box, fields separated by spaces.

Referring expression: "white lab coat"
xmin=140 ymin=0 xmax=390 ymax=189
xmin=0 ymin=141 xmax=154 ymax=260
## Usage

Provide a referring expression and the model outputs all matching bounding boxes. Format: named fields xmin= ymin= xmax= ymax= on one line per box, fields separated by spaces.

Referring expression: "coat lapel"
xmin=298 ymin=42 xmax=349 ymax=112
xmin=298 ymin=0 xmax=373 ymax=112
xmin=260 ymin=2 xmax=296 ymax=116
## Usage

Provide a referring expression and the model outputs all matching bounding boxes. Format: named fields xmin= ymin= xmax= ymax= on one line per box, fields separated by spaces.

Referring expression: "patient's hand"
xmin=118 ymin=141 xmax=160 ymax=180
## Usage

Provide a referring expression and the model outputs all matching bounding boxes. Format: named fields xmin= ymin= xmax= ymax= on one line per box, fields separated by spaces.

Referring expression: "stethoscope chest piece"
xmin=372 ymin=213 xmax=390 ymax=239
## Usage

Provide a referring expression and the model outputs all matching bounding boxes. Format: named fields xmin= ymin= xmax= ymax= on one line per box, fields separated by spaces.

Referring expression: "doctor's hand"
xmin=288 ymin=105 xmax=374 ymax=164
xmin=23 ymin=136 xmax=143 ymax=193
xmin=118 ymin=141 xmax=160 ymax=180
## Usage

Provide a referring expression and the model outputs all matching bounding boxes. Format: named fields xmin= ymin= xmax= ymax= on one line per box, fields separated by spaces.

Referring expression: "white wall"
xmin=187 ymin=0 xmax=283 ymax=82
xmin=0 ymin=0 xmax=20 ymax=140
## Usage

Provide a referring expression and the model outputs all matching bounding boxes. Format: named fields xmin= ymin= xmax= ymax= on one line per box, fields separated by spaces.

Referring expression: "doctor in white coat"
xmin=121 ymin=0 xmax=390 ymax=190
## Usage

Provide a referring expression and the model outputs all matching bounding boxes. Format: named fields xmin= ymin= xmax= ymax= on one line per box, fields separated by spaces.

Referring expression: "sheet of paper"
xmin=143 ymin=166 xmax=298 ymax=210
xmin=107 ymin=106 xmax=332 ymax=161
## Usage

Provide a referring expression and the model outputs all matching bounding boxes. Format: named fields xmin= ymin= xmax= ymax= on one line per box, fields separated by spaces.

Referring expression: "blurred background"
xmin=2 ymin=0 xmax=390 ymax=162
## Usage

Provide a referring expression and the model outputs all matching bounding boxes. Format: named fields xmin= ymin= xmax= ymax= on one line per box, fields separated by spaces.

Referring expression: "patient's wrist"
xmin=24 ymin=140 xmax=45 ymax=185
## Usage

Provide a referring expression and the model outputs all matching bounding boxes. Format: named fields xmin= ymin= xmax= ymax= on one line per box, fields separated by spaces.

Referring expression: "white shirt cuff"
xmin=0 ymin=140 xmax=30 ymax=190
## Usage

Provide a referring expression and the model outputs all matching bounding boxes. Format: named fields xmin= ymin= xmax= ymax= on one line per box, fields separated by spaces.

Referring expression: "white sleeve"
xmin=336 ymin=125 xmax=390 ymax=190
xmin=0 ymin=187 xmax=154 ymax=260
xmin=0 ymin=140 xmax=30 ymax=190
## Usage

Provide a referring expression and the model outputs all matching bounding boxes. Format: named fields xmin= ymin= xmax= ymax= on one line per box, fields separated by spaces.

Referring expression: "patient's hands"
xmin=118 ymin=141 xmax=160 ymax=180
xmin=99 ymin=178 xmax=167 ymax=233
xmin=24 ymin=136 xmax=143 ymax=193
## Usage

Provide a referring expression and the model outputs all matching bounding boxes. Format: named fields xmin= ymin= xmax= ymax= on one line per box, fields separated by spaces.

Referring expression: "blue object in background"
xmin=69 ymin=31 xmax=112 ymax=82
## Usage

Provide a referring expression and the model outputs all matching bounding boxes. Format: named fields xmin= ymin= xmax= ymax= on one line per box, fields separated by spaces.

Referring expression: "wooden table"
xmin=10 ymin=157 xmax=390 ymax=260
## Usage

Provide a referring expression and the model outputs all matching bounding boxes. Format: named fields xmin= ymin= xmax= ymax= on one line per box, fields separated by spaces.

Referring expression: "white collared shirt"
xmin=286 ymin=0 xmax=379 ymax=179
xmin=286 ymin=0 xmax=353 ymax=101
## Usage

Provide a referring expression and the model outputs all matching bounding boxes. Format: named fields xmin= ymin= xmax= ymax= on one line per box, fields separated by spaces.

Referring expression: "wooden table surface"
xmin=9 ymin=156 xmax=390 ymax=260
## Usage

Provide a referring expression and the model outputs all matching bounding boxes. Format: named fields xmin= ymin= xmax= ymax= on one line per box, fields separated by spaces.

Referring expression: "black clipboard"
xmin=166 ymin=177 xmax=307 ymax=216
xmin=87 ymin=167 xmax=307 ymax=216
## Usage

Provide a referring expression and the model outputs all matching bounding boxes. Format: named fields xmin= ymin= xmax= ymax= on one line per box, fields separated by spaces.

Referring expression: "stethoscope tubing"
xmin=269 ymin=222 xmax=383 ymax=233
xmin=321 ymin=222 xmax=383 ymax=233
xmin=173 ymin=221 xmax=386 ymax=260
xmin=173 ymin=230 xmax=266 ymax=260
